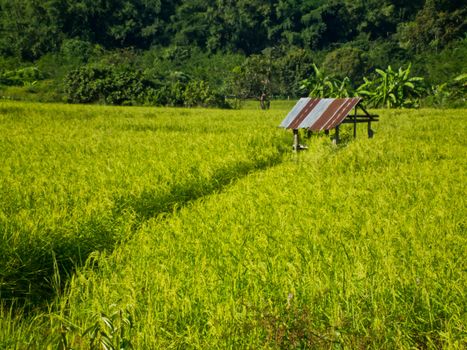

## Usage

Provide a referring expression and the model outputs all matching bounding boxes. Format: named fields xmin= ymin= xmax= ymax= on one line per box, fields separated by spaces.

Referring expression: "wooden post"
xmin=360 ymin=104 xmax=375 ymax=138
xmin=293 ymin=129 xmax=299 ymax=151
xmin=353 ymin=106 xmax=357 ymax=138
xmin=368 ymin=121 xmax=374 ymax=138
xmin=333 ymin=125 xmax=340 ymax=145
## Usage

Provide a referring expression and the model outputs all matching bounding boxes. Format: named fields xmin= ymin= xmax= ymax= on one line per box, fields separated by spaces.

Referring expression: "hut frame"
xmin=279 ymin=98 xmax=379 ymax=150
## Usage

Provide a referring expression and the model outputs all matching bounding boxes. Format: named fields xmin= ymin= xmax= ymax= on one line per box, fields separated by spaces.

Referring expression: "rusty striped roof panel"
xmin=289 ymin=98 xmax=320 ymax=129
xmin=279 ymin=98 xmax=310 ymax=128
xmin=280 ymin=97 xmax=361 ymax=131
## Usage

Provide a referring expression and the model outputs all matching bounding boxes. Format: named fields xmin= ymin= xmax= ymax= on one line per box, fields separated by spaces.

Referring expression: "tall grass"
xmin=1 ymin=102 xmax=466 ymax=348
xmin=0 ymin=102 xmax=288 ymax=307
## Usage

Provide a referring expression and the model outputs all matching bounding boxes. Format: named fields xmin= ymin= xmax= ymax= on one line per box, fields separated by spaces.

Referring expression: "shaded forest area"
xmin=0 ymin=0 xmax=466 ymax=107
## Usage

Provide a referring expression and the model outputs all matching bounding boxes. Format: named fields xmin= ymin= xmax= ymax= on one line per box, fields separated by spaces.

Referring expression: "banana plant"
xmin=0 ymin=66 xmax=43 ymax=86
xmin=357 ymin=64 xmax=426 ymax=108
xmin=453 ymin=73 xmax=467 ymax=97
xmin=300 ymin=64 xmax=353 ymax=98
xmin=429 ymin=73 xmax=467 ymax=107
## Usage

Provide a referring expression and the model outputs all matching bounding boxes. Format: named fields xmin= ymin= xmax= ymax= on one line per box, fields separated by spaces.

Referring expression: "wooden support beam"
xmin=368 ymin=121 xmax=374 ymax=138
xmin=353 ymin=105 xmax=357 ymax=138
xmin=359 ymin=104 xmax=371 ymax=116
xmin=359 ymin=104 xmax=379 ymax=121
xmin=334 ymin=125 xmax=340 ymax=144
xmin=341 ymin=119 xmax=379 ymax=124
xmin=293 ymin=129 xmax=299 ymax=151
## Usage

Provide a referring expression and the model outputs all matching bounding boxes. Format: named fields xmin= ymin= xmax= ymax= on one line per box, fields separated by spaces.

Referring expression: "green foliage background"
xmin=0 ymin=0 xmax=465 ymax=107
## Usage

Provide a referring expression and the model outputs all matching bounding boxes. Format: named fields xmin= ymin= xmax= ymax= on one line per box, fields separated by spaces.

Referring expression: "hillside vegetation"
xmin=0 ymin=1 xmax=466 ymax=107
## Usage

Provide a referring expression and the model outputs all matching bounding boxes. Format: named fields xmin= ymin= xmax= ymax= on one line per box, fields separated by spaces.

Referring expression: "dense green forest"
xmin=0 ymin=0 xmax=466 ymax=107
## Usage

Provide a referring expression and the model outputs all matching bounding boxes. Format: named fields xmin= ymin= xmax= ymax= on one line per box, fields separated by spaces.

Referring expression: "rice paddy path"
xmin=2 ymin=147 xmax=288 ymax=309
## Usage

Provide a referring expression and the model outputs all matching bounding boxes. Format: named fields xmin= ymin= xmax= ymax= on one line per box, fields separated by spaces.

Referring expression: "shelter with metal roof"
xmin=280 ymin=97 xmax=378 ymax=150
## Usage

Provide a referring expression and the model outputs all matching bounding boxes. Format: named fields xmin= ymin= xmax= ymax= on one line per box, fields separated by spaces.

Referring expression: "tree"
xmin=63 ymin=0 xmax=177 ymax=48
xmin=396 ymin=0 xmax=467 ymax=53
xmin=230 ymin=49 xmax=279 ymax=107
xmin=275 ymin=47 xmax=315 ymax=97
xmin=170 ymin=0 xmax=209 ymax=48
xmin=0 ymin=0 xmax=64 ymax=59
xmin=323 ymin=46 xmax=367 ymax=83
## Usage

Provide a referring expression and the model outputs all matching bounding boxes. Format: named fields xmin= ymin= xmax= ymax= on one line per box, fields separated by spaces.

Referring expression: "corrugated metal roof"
xmin=280 ymin=97 xmax=361 ymax=131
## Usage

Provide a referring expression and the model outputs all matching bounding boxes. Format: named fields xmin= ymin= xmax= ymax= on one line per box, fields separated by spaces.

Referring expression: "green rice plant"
xmin=1 ymin=102 xmax=465 ymax=349
xmin=0 ymin=101 xmax=289 ymax=307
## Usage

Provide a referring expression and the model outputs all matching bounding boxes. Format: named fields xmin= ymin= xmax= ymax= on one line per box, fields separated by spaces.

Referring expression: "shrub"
xmin=103 ymin=70 xmax=148 ymax=106
xmin=0 ymin=67 xmax=43 ymax=86
xmin=64 ymin=66 xmax=109 ymax=104
xmin=423 ymin=73 xmax=467 ymax=108
xmin=151 ymin=82 xmax=185 ymax=107
xmin=65 ymin=65 xmax=229 ymax=108
xmin=183 ymin=80 xmax=229 ymax=108
xmin=60 ymin=39 xmax=94 ymax=65
xmin=64 ymin=66 xmax=154 ymax=105
xmin=147 ymin=80 xmax=229 ymax=108
xmin=0 ymin=80 xmax=64 ymax=102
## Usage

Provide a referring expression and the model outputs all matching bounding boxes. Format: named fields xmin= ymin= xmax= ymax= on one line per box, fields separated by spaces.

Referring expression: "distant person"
xmin=260 ymin=92 xmax=270 ymax=110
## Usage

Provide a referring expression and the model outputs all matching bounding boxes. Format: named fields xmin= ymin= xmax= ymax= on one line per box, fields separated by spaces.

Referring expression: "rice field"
xmin=0 ymin=101 xmax=466 ymax=349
